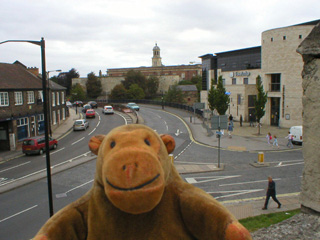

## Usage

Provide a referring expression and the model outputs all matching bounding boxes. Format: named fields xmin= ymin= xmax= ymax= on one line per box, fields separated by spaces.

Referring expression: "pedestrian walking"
xmin=229 ymin=114 xmax=233 ymax=127
xmin=249 ymin=114 xmax=254 ymax=127
xmin=286 ymin=131 xmax=294 ymax=148
xmin=266 ymin=132 xmax=272 ymax=144
xmin=262 ymin=176 xmax=281 ymax=210
xmin=240 ymin=114 xmax=243 ymax=127
xmin=227 ymin=122 xmax=233 ymax=138
xmin=272 ymin=135 xmax=279 ymax=148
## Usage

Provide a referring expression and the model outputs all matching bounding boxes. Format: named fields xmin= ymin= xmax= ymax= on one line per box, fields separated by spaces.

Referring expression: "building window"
xmin=17 ymin=117 xmax=29 ymax=140
xmin=15 ymin=92 xmax=23 ymax=105
xmin=299 ymin=35 xmax=302 ymax=39
xmin=270 ymin=74 xmax=281 ymax=92
xmin=61 ymin=92 xmax=65 ymax=104
xmin=52 ymin=92 xmax=55 ymax=106
xmin=38 ymin=114 xmax=45 ymax=134
xmin=52 ymin=111 xmax=56 ymax=125
xmin=271 ymin=37 xmax=273 ymax=42
xmin=56 ymin=92 xmax=60 ymax=105
xmin=0 ymin=92 xmax=9 ymax=106
xmin=27 ymin=91 xmax=35 ymax=104
xmin=283 ymin=36 xmax=286 ymax=40
xmin=62 ymin=108 xmax=66 ymax=120
xmin=38 ymin=91 xmax=43 ymax=102
xmin=232 ymin=78 xmax=237 ymax=85
xmin=222 ymin=78 xmax=226 ymax=86
xmin=243 ymin=78 xmax=249 ymax=85
xmin=237 ymin=94 xmax=242 ymax=105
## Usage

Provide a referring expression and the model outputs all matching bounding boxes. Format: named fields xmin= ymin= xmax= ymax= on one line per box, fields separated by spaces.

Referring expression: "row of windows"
xmin=0 ymin=91 xmax=65 ymax=107
xmin=270 ymin=34 xmax=303 ymax=42
xmin=231 ymin=78 xmax=249 ymax=85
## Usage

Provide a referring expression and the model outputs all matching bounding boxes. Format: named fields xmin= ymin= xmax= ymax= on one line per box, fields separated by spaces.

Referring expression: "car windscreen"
xmin=75 ymin=120 xmax=83 ymax=124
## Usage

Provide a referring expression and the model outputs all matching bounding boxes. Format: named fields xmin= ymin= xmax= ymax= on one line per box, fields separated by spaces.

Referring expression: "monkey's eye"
xmin=110 ymin=141 xmax=116 ymax=148
xmin=144 ymin=139 xmax=151 ymax=146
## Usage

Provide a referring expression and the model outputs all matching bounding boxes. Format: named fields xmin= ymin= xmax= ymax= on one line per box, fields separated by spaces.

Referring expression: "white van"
xmin=290 ymin=126 xmax=303 ymax=144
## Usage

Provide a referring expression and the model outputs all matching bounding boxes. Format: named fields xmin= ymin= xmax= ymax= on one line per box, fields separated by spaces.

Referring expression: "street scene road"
xmin=0 ymin=105 xmax=303 ymax=239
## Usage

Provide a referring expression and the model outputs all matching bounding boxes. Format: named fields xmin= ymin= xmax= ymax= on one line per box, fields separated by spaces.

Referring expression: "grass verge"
xmin=239 ymin=209 xmax=301 ymax=232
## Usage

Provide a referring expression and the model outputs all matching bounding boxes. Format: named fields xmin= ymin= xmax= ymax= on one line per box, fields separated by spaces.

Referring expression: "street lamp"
xmin=0 ymin=38 xmax=54 ymax=217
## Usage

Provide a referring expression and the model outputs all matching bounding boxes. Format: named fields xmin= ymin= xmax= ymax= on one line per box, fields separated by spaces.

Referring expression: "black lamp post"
xmin=0 ymin=38 xmax=54 ymax=217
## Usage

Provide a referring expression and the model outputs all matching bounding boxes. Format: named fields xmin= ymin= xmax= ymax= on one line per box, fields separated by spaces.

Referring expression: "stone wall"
xmin=297 ymin=23 xmax=320 ymax=214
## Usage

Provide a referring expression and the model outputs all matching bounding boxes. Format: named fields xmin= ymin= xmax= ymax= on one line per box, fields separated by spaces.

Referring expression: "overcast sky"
xmin=0 ymin=0 xmax=319 ymax=77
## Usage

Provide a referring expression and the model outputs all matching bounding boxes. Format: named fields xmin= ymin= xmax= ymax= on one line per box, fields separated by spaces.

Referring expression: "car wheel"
xmin=53 ymin=144 xmax=57 ymax=149
xmin=39 ymin=149 xmax=44 ymax=155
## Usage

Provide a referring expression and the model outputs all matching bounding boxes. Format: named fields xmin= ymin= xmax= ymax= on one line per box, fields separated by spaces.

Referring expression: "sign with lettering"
xmin=235 ymin=71 xmax=250 ymax=77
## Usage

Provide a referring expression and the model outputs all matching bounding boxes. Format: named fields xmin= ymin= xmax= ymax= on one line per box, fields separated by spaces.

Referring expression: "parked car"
xmin=73 ymin=101 xmax=83 ymax=107
xmin=290 ymin=126 xmax=303 ymax=144
xmin=86 ymin=109 xmax=96 ymax=118
xmin=22 ymin=136 xmax=58 ymax=155
xmin=103 ymin=105 xmax=114 ymax=114
xmin=126 ymin=102 xmax=140 ymax=111
xmin=66 ymin=101 xmax=72 ymax=107
xmin=73 ymin=119 xmax=89 ymax=131
xmin=88 ymin=101 xmax=98 ymax=109
xmin=82 ymin=104 xmax=91 ymax=113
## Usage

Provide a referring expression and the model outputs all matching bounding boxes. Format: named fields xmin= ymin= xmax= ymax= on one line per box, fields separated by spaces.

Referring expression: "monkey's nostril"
xmin=122 ymin=165 xmax=126 ymax=171
xmin=135 ymin=163 xmax=138 ymax=167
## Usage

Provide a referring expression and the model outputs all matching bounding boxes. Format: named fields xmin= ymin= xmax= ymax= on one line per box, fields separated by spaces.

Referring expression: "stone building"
xmin=73 ymin=43 xmax=201 ymax=96
xmin=0 ymin=61 xmax=68 ymax=151
xmin=200 ymin=19 xmax=320 ymax=128
xmin=176 ymin=85 xmax=198 ymax=106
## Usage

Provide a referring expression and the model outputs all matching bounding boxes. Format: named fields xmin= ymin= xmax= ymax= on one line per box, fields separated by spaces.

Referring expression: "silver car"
xmin=73 ymin=119 xmax=89 ymax=131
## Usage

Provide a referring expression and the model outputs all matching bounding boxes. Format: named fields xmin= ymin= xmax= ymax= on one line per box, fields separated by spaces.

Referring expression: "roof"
xmin=48 ymin=80 xmax=66 ymax=90
xmin=177 ymin=85 xmax=198 ymax=91
xmin=0 ymin=62 xmax=42 ymax=90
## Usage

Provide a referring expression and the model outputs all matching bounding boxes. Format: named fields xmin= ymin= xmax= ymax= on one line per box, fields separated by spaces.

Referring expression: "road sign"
xmin=211 ymin=115 xmax=228 ymax=130
xmin=193 ymin=102 xmax=205 ymax=109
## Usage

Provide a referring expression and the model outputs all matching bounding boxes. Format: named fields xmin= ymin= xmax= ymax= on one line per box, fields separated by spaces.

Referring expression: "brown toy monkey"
xmin=34 ymin=124 xmax=251 ymax=240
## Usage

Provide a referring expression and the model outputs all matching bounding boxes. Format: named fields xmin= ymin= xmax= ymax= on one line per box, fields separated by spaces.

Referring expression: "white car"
xmin=73 ymin=119 xmax=89 ymax=131
xmin=290 ymin=126 xmax=303 ymax=144
xmin=103 ymin=105 xmax=114 ymax=114
xmin=66 ymin=101 xmax=72 ymax=107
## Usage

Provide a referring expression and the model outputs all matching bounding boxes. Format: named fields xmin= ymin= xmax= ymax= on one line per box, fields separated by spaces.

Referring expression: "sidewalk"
xmin=0 ymin=106 xmax=302 ymax=220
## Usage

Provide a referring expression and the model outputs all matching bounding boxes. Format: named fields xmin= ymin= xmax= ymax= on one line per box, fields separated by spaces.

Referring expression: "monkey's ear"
xmin=89 ymin=135 xmax=105 ymax=155
xmin=160 ymin=134 xmax=175 ymax=154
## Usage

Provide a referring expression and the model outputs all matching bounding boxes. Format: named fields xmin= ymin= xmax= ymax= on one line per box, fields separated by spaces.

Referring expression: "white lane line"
xmin=174 ymin=141 xmax=193 ymax=160
xmin=219 ymin=178 xmax=281 ymax=187
xmin=0 ymin=161 xmax=31 ymax=173
xmin=0 ymin=205 xmax=38 ymax=223
xmin=71 ymin=137 xmax=85 ymax=145
xmin=185 ymin=175 xmax=241 ymax=184
xmin=88 ymin=128 xmax=96 ymax=135
xmin=276 ymin=162 xmax=304 ymax=167
xmin=66 ymin=179 xmax=93 ymax=194
xmin=209 ymin=189 xmax=264 ymax=199
xmin=42 ymin=147 xmax=65 ymax=157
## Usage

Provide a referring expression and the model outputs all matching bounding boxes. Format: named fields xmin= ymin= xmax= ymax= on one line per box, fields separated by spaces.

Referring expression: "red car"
xmin=22 ymin=136 xmax=58 ymax=155
xmin=86 ymin=109 xmax=96 ymax=118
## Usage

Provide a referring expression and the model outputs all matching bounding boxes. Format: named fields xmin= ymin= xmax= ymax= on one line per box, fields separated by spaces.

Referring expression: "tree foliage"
xmin=123 ymin=70 xmax=147 ymax=91
xmin=70 ymin=83 xmax=86 ymax=101
xmin=57 ymin=68 xmax=80 ymax=95
xmin=209 ymin=76 xmax=230 ymax=115
xmin=145 ymin=75 xmax=159 ymax=99
xmin=127 ymin=84 xmax=145 ymax=99
xmin=254 ymin=75 xmax=268 ymax=134
xmin=86 ymin=72 xmax=102 ymax=99
xmin=164 ymin=84 xmax=185 ymax=104
xmin=109 ymin=84 xmax=127 ymax=100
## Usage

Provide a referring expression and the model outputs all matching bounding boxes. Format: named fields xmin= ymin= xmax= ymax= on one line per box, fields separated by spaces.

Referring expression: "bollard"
xmin=190 ymin=116 xmax=192 ymax=123
xmin=169 ymin=154 xmax=174 ymax=163
xmin=258 ymin=152 xmax=264 ymax=163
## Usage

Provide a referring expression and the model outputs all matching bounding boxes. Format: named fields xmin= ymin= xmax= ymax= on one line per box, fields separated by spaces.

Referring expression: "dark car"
xmin=88 ymin=101 xmax=98 ymax=109
xmin=22 ymin=136 xmax=58 ymax=155
xmin=73 ymin=101 xmax=83 ymax=107
xmin=82 ymin=104 xmax=92 ymax=113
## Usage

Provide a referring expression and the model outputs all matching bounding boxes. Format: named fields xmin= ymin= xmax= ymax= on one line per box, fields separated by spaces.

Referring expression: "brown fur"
xmin=34 ymin=124 xmax=251 ymax=240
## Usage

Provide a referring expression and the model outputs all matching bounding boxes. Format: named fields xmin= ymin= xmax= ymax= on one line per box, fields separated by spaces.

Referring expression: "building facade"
xmin=0 ymin=61 xmax=68 ymax=151
xmin=200 ymin=19 xmax=320 ymax=128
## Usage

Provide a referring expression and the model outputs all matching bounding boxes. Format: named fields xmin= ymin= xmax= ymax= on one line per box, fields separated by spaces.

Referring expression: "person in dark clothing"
xmin=262 ymin=176 xmax=281 ymax=210
xmin=240 ymin=114 xmax=243 ymax=127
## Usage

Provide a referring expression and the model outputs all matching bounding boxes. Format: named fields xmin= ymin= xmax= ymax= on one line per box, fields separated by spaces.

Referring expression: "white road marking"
xmin=0 ymin=161 xmax=31 ymax=173
xmin=42 ymin=147 xmax=65 ymax=157
xmin=185 ymin=175 xmax=241 ymax=184
xmin=0 ymin=205 xmax=38 ymax=223
xmin=88 ymin=128 xmax=96 ymax=135
xmin=71 ymin=137 xmax=85 ymax=145
xmin=209 ymin=189 xmax=264 ymax=199
xmin=276 ymin=162 xmax=304 ymax=167
xmin=174 ymin=141 xmax=193 ymax=159
xmin=219 ymin=178 xmax=281 ymax=187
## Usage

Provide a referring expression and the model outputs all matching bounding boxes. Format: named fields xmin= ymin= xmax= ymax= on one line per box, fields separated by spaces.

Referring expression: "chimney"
xmin=27 ymin=67 xmax=39 ymax=76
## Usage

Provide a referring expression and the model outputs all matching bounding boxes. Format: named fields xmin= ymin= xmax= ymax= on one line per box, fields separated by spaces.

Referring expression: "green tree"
xmin=212 ymin=76 xmax=230 ymax=115
xmin=207 ymin=83 xmax=216 ymax=112
xmin=127 ymin=84 xmax=145 ymax=99
xmin=70 ymin=83 xmax=86 ymax=101
xmin=109 ymin=84 xmax=127 ymax=100
xmin=254 ymin=75 xmax=268 ymax=134
xmin=145 ymin=75 xmax=159 ymax=99
xmin=164 ymin=84 xmax=185 ymax=104
xmin=57 ymin=68 xmax=80 ymax=95
xmin=123 ymin=70 xmax=147 ymax=91
xmin=86 ymin=72 xmax=102 ymax=99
